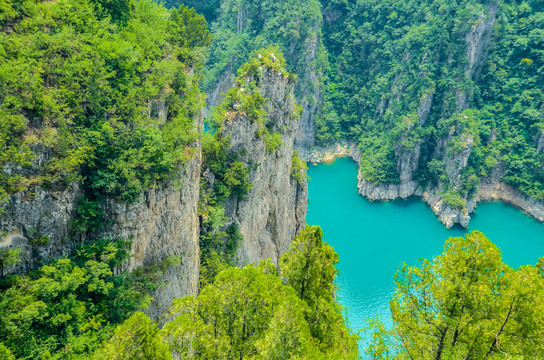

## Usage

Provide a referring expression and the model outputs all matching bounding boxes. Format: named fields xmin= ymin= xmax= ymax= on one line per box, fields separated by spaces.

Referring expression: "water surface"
xmin=306 ymin=157 xmax=544 ymax=353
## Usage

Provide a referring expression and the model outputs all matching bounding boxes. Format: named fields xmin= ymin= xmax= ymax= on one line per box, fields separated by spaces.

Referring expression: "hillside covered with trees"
xmin=0 ymin=226 xmax=359 ymax=359
xmin=2 ymin=0 xmax=544 ymax=358
xmin=0 ymin=0 xmax=211 ymax=213
xmin=178 ymin=0 xmax=544 ymax=222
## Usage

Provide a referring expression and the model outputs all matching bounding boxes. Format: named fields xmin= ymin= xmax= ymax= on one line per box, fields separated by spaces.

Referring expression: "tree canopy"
xmin=366 ymin=231 xmax=544 ymax=359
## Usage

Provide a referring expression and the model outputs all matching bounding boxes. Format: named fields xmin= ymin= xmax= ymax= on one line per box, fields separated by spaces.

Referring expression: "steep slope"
xmin=317 ymin=0 xmax=544 ymax=228
xmin=1 ymin=143 xmax=202 ymax=319
xmin=197 ymin=0 xmax=325 ymax=147
xmin=200 ymin=49 xmax=308 ymax=267
xmin=0 ymin=0 xmax=211 ymax=319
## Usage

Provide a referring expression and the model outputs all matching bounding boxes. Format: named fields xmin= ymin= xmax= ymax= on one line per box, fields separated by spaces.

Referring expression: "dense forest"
xmin=1 ymin=0 xmax=544 ymax=358
xmin=0 ymin=226 xmax=359 ymax=359
xmin=319 ymin=0 xmax=544 ymax=206
xmin=178 ymin=0 xmax=544 ymax=213
xmin=0 ymin=0 xmax=212 ymax=225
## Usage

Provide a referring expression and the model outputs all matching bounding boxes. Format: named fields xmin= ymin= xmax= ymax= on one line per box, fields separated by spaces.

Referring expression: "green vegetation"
xmin=96 ymin=225 xmax=358 ymax=359
xmin=0 ymin=239 xmax=161 ymax=359
xmin=440 ymin=190 xmax=467 ymax=210
xmin=0 ymin=249 xmax=22 ymax=278
xmin=93 ymin=312 xmax=172 ymax=360
xmin=0 ymin=0 xmax=211 ymax=207
xmin=366 ymin=231 xmax=544 ymax=359
xmin=0 ymin=226 xmax=357 ymax=359
xmin=318 ymin=0 xmax=543 ymax=201
xmin=162 ymin=0 xmax=221 ymax=23
xmin=280 ymin=226 xmax=359 ymax=356
xmin=182 ymin=0 xmax=325 ymax=104
xmin=183 ymin=0 xmax=543 ymax=203
xmin=291 ymin=150 xmax=309 ymax=183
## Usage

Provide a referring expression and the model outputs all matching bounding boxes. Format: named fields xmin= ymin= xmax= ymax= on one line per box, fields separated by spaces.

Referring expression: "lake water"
xmin=306 ymin=157 xmax=544 ymax=354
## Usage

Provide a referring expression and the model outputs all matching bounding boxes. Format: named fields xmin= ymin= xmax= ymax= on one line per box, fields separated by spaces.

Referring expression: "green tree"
xmin=368 ymin=231 xmax=544 ymax=359
xmin=162 ymin=263 xmax=322 ymax=359
xmin=93 ymin=312 xmax=172 ymax=360
xmin=0 ymin=240 xmax=157 ymax=359
xmin=280 ymin=226 xmax=359 ymax=358
xmin=223 ymin=161 xmax=253 ymax=199
xmin=0 ymin=342 xmax=15 ymax=360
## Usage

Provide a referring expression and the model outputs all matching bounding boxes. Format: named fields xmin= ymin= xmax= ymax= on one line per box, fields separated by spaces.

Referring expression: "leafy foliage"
xmin=0 ymin=239 xmax=172 ymax=359
xmin=93 ymin=312 xmax=172 ymax=360
xmin=0 ymin=0 xmax=211 ymax=205
xmin=200 ymin=0 xmax=325 ymax=102
xmin=161 ymin=225 xmax=359 ymax=359
xmin=319 ymin=0 xmax=544 ymax=200
xmin=281 ymin=226 xmax=360 ymax=357
xmin=291 ymin=150 xmax=309 ymax=183
xmin=0 ymin=249 xmax=22 ymax=278
xmin=367 ymin=231 xmax=544 ymax=359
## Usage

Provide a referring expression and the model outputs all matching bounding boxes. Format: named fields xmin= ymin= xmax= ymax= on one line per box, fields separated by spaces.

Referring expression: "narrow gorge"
xmin=1 ymin=0 xmax=543 ymax=358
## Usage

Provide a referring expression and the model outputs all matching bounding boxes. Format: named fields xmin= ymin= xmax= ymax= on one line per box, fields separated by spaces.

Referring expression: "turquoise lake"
xmin=306 ymin=157 xmax=544 ymax=354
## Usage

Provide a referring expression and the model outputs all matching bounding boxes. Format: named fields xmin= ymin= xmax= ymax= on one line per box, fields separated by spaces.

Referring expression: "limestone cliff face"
xmin=99 ymin=150 xmax=201 ymax=321
xmin=354 ymin=2 xmax=502 ymax=228
xmin=465 ymin=2 xmax=498 ymax=82
xmin=220 ymin=66 xmax=308 ymax=266
xmin=205 ymin=1 xmax=323 ymax=148
xmin=293 ymin=21 xmax=322 ymax=148
xmin=0 ymin=183 xmax=80 ymax=273
xmin=0 ymin=142 xmax=202 ymax=321
xmin=208 ymin=61 xmax=321 ymax=149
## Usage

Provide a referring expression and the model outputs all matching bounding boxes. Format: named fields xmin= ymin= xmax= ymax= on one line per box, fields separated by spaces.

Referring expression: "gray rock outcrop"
xmin=1 ymin=134 xmax=202 ymax=322
xmin=99 ymin=150 xmax=201 ymax=321
xmin=219 ymin=66 xmax=308 ymax=266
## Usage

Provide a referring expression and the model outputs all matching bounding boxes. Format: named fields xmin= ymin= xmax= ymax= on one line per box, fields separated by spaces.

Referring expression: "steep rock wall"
xmin=220 ymin=66 xmax=308 ymax=266
xmin=204 ymin=1 xmax=323 ymax=148
xmin=0 ymin=142 xmax=202 ymax=321
xmin=99 ymin=149 xmax=201 ymax=321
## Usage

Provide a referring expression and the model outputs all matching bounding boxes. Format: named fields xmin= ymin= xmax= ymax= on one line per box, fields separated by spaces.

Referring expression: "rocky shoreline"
xmin=298 ymin=143 xmax=544 ymax=228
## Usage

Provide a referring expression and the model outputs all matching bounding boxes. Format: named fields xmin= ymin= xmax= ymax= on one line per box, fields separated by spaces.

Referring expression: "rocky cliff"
xmin=0 ymin=133 xmax=202 ymax=321
xmin=214 ymin=57 xmax=308 ymax=266
xmin=354 ymin=2 xmax=502 ymax=228
xmin=99 ymin=150 xmax=201 ymax=320
xmin=306 ymin=140 xmax=544 ymax=229
xmin=203 ymin=0 xmax=324 ymax=148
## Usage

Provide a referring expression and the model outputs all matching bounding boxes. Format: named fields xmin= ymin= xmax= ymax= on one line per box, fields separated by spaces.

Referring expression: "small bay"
xmin=306 ymin=157 xmax=544 ymax=353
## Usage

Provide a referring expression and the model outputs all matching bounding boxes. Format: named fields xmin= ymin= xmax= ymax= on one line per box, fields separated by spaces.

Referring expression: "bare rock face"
xmin=465 ymin=2 xmax=498 ymax=81
xmin=536 ymin=130 xmax=544 ymax=154
xmin=206 ymin=66 xmax=236 ymax=116
xmin=422 ymin=191 xmax=472 ymax=229
xmin=1 ymin=146 xmax=202 ymax=321
xmin=297 ymin=141 xmax=359 ymax=163
xmin=220 ymin=66 xmax=308 ymax=266
xmin=99 ymin=150 xmax=201 ymax=321
xmin=477 ymin=182 xmax=544 ymax=223
xmin=293 ymin=21 xmax=322 ymax=148
xmin=0 ymin=183 xmax=80 ymax=274
xmin=444 ymin=134 xmax=474 ymax=184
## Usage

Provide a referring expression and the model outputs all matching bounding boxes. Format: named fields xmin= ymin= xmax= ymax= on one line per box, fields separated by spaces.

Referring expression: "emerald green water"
xmin=306 ymin=157 xmax=544 ymax=353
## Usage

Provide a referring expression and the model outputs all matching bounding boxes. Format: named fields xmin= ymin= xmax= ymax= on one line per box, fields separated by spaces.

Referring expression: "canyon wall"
xmin=216 ymin=63 xmax=308 ymax=266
